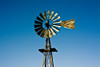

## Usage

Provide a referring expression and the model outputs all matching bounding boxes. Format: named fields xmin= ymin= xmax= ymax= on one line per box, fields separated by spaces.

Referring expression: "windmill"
xmin=34 ymin=10 xmax=75 ymax=67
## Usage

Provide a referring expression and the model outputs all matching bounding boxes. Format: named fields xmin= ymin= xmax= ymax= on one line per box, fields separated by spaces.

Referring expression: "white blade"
xmin=53 ymin=20 xmax=62 ymax=24
xmin=52 ymin=27 xmax=59 ymax=32
xmin=53 ymin=16 xmax=60 ymax=21
xmin=50 ymin=28 xmax=56 ymax=35
xmin=51 ymin=13 xmax=58 ymax=20
xmin=49 ymin=11 xmax=54 ymax=19
xmin=53 ymin=25 xmax=61 ymax=28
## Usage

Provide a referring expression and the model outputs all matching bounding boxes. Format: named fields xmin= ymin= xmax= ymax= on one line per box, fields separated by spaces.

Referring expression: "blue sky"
xmin=0 ymin=0 xmax=100 ymax=67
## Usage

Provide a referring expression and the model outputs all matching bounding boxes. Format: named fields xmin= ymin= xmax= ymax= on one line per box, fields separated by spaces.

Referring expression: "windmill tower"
xmin=34 ymin=10 xmax=75 ymax=67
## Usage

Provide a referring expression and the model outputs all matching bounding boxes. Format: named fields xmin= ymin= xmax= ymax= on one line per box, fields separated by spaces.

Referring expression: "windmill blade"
xmin=39 ymin=13 xmax=45 ymax=20
xmin=51 ymin=13 xmax=58 ymax=20
xmin=53 ymin=20 xmax=62 ymax=24
xmin=60 ymin=19 xmax=75 ymax=29
xmin=35 ymin=20 xmax=42 ymax=25
xmin=43 ymin=11 xmax=46 ymax=20
xmin=35 ymin=27 xmax=42 ymax=32
xmin=37 ymin=28 xmax=44 ymax=35
xmin=45 ymin=30 xmax=49 ymax=38
xmin=37 ymin=16 xmax=43 ymax=22
xmin=52 ymin=26 xmax=59 ymax=32
xmin=53 ymin=16 xmax=60 ymax=21
xmin=48 ymin=29 xmax=52 ymax=37
xmin=49 ymin=11 xmax=54 ymax=19
xmin=40 ymin=29 xmax=46 ymax=37
xmin=53 ymin=24 xmax=61 ymax=28
xmin=47 ymin=10 xmax=50 ymax=19
xmin=34 ymin=25 xmax=42 ymax=28
xmin=50 ymin=28 xmax=56 ymax=35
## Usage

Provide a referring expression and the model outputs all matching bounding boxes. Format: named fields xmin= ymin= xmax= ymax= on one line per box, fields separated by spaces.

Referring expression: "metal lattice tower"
xmin=39 ymin=38 xmax=57 ymax=67
xmin=34 ymin=10 xmax=75 ymax=67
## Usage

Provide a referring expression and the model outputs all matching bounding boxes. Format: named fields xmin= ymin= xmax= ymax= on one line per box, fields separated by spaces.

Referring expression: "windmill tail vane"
xmin=61 ymin=19 xmax=75 ymax=29
xmin=34 ymin=10 xmax=75 ymax=67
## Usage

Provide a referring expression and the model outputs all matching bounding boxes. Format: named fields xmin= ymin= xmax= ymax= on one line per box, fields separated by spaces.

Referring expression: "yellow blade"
xmin=48 ymin=29 xmax=52 ymax=37
xmin=45 ymin=30 xmax=49 ymax=38
xmin=43 ymin=11 xmax=46 ymax=20
xmin=47 ymin=10 xmax=50 ymax=19
xmin=60 ymin=19 xmax=75 ymax=29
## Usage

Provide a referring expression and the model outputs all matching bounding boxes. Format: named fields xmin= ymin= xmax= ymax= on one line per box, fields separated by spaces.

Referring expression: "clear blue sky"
xmin=0 ymin=0 xmax=100 ymax=67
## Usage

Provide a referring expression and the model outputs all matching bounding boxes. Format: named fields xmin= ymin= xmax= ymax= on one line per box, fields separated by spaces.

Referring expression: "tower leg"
xmin=42 ymin=53 xmax=45 ymax=67
xmin=50 ymin=52 xmax=54 ymax=67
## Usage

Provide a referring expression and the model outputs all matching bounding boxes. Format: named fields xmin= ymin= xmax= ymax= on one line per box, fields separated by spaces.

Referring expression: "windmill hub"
xmin=45 ymin=20 xmax=49 ymax=28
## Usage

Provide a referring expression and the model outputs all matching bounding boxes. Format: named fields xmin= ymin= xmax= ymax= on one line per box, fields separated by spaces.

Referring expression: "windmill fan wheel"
xmin=34 ymin=10 xmax=62 ymax=38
